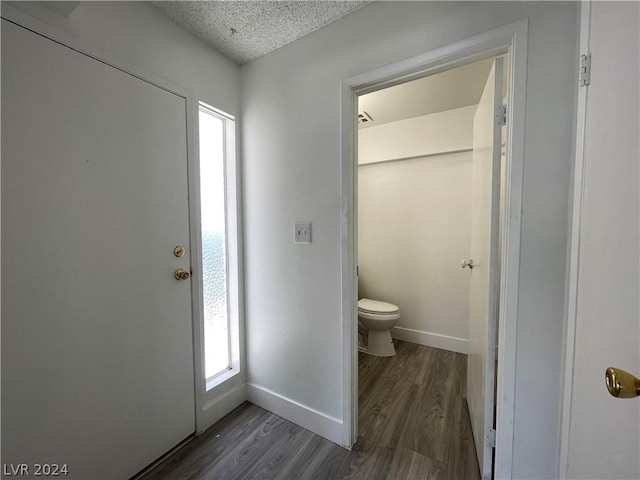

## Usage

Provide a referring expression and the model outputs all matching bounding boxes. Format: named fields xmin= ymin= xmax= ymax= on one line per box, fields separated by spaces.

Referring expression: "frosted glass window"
xmin=199 ymin=106 xmax=230 ymax=380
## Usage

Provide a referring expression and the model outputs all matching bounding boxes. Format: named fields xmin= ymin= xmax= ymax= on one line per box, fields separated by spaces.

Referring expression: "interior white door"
xmin=565 ymin=3 xmax=640 ymax=478
xmin=1 ymin=20 xmax=195 ymax=479
xmin=467 ymin=57 xmax=503 ymax=480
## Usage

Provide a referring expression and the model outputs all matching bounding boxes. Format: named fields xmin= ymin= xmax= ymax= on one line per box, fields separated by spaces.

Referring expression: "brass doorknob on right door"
xmin=605 ymin=367 xmax=640 ymax=398
xmin=174 ymin=268 xmax=190 ymax=281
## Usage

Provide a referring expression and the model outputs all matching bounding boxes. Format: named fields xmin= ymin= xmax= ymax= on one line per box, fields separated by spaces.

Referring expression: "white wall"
xmin=358 ymin=152 xmax=472 ymax=349
xmin=358 ymin=105 xmax=475 ymax=165
xmin=4 ymin=1 xmax=240 ymax=117
xmin=358 ymin=107 xmax=475 ymax=353
xmin=241 ymin=2 xmax=578 ymax=478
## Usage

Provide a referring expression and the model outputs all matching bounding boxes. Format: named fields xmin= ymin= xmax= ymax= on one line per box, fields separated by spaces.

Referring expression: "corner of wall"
xmin=246 ymin=383 xmax=344 ymax=445
xmin=197 ymin=382 xmax=248 ymax=434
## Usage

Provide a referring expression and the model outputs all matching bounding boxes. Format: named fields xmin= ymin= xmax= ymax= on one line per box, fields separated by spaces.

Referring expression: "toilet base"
xmin=361 ymin=329 xmax=396 ymax=357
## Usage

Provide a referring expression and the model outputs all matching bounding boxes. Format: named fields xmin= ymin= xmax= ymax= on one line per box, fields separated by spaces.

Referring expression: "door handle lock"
xmin=174 ymin=268 xmax=190 ymax=281
xmin=461 ymin=259 xmax=474 ymax=269
xmin=605 ymin=367 xmax=640 ymax=398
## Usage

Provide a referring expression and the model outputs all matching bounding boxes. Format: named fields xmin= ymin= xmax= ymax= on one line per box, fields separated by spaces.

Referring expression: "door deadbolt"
xmin=173 ymin=246 xmax=186 ymax=258
xmin=174 ymin=268 xmax=190 ymax=281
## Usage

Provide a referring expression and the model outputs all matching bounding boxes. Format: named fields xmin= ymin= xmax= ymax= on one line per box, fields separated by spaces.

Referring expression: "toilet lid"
xmin=358 ymin=298 xmax=399 ymax=314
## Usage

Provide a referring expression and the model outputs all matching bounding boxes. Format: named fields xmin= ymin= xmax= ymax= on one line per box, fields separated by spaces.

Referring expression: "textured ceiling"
xmin=153 ymin=1 xmax=369 ymax=65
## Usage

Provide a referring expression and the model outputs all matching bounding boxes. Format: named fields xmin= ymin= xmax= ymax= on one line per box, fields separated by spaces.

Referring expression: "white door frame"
xmin=340 ymin=19 xmax=528 ymax=478
xmin=0 ymin=3 xmax=242 ymax=438
xmin=558 ymin=2 xmax=590 ymax=477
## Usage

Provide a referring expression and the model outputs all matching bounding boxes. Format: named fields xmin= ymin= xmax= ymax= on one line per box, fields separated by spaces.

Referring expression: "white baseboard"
xmin=197 ymin=382 xmax=247 ymax=434
xmin=391 ymin=326 xmax=468 ymax=354
xmin=246 ymin=383 xmax=343 ymax=445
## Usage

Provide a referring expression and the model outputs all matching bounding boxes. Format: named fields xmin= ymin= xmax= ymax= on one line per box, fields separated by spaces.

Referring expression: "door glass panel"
xmin=199 ymin=106 xmax=230 ymax=380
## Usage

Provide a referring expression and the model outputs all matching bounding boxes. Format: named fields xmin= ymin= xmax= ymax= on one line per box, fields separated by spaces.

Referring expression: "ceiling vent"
xmin=358 ymin=111 xmax=374 ymax=124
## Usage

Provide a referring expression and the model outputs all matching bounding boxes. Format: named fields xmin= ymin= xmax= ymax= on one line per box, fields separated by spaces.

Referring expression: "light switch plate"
xmin=294 ymin=222 xmax=312 ymax=243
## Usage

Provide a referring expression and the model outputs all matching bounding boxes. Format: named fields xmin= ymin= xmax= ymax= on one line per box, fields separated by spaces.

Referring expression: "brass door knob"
xmin=605 ymin=367 xmax=640 ymax=398
xmin=174 ymin=268 xmax=190 ymax=281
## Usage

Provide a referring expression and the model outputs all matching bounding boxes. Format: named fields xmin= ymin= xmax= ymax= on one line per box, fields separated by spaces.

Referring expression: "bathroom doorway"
xmin=353 ymin=54 xmax=508 ymax=478
xmin=340 ymin=23 xmax=528 ymax=479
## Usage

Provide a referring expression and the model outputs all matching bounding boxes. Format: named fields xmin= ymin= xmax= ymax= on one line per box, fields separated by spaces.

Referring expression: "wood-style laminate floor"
xmin=140 ymin=341 xmax=481 ymax=480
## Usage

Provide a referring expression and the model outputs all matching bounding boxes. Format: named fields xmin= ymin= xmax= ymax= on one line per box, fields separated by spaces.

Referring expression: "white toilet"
xmin=358 ymin=298 xmax=400 ymax=357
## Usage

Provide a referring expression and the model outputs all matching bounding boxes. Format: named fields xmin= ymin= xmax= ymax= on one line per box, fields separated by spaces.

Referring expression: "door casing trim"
xmin=558 ymin=2 xmax=590 ymax=477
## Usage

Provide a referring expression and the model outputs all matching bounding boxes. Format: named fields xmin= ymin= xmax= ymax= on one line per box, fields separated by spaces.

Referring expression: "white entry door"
xmin=467 ymin=57 xmax=503 ymax=480
xmin=2 ymin=20 xmax=195 ymax=478
xmin=563 ymin=3 xmax=640 ymax=478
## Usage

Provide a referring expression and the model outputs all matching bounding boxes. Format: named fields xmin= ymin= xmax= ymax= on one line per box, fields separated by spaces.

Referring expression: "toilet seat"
xmin=358 ymin=298 xmax=399 ymax=315
xmin=358 ymin=298 xmax=400 ymax=321
xmin=358 ymin=310 xmax=400 ymax=321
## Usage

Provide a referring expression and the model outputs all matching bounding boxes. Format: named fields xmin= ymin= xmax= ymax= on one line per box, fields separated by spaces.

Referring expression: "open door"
xmin=467 ymin=57 xmax=503 ymax=480
xmin=563 ymin=3 xmax=640 ymax=478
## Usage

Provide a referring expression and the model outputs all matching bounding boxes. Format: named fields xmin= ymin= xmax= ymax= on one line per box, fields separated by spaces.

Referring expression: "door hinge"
xmin=487 ymin=427 xmax=496 ymax=448
xmin=579 ymin=53 xmax=591 ymax=86
xmin=497 ymin=104 xmax=507 ymax=126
